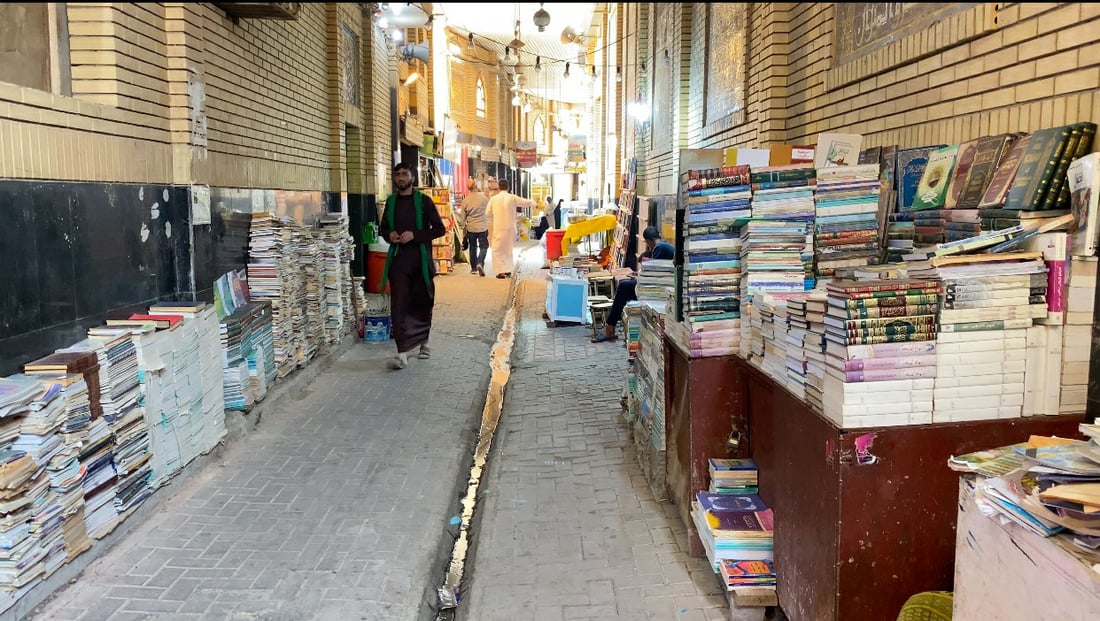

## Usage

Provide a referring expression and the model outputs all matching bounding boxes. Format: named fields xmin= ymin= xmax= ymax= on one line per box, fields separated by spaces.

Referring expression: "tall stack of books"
xmin=247 ymin=213 xmax=298 ymax=378
xmin=813 ymin=164 xmax=882 ymax=279
xmin=77 ymin=416 xmax=117 ymax=539
xmin=885 ymin=212 xmax=915 ymax=262
xmin=909 ymin=253 xmax=1048 ymax=422
xmin=318 ymin=213 xmax=354 ymax=345
xmin=83 ymin=327 xmax=151 ymax=522
xmin=128 ymin=324 xmax=183 ymax=490
xmin=1057 ymin=256 xmax=1096 ymax=414
xmin=802 ymin=293 xmax=829 ymax=413
xmin=297 ymin=227 xmax=326 ymax=364
xmin=821 ymin=279 xmax=941 ymax=428
xmin=624 ymin=304 xmax=642 ymax=420
xmin=784 ymin=294 xmax=814 ymax=399
xmin=636 ymin=307 xmax=667 ymax=452
xmin=149 ymin=302 xmax=226 ymax=458
xmin=0 ymin=377 xmax=50 ymax=594
xmin=680 ymin=166 xmax=751 ymax=357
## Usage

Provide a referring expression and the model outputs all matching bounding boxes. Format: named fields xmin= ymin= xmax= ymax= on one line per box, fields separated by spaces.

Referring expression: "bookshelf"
xmin=611 ymin=188 xmax=638 ymax=270
xmin=425 ymin=187 xmax=454 ymax=275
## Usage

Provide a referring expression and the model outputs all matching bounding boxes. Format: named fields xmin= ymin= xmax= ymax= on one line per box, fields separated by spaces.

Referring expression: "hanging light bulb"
xmin=512 ymin=94 xmax=521 ymax=106
xmin=534 ymin=56 xmax=541 ymax=72
xmin=616 ymin=65 xmax=622 ymax=83
xmin=467 ymin=32 xmax=474 ymax=51
xmin=563 ymin=63 xmax=570 ymax=79
xmin=590 ymin=65 xmax=597 ymax=80
xmin=391 ymin=28 xmax=403 ymax=43
xmin=523 ymin=98 xmax=533 ymax=114
xmin=533 ymin=3 xmax=551 ymax=32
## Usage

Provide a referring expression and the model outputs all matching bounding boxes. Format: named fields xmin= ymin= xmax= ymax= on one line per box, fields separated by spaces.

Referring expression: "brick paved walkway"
xmin=31 ymin=269 xmax=512 ymax=621
xmin=459 ymin=254 xmax=725 ymax=621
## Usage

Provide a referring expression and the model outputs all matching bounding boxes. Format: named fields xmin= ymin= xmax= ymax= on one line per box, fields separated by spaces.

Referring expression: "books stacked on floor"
xmin=295 ymin=227 xmax=326 ymax=364
xmin=318 ymin=213 xmax=356 ymax=345
xmin=820 ymin=279 xmax=941 ymax=428
xmin=720 ymin=559 xmax=777 ymax=590
xmin=634 ymin=306 xmax=667 ymax=451
xmin=680 ymin=166 xmax=750 ymax=357
xmin=623 ymin=304 xmax=642 ymax=416
xmin=248 ymin=213 xmax=299 ymax=378
xmin=77 ymin=416 xmax=117 ymax=540
xmin=149 ymin=302 xmax=226 ymax=460
xmin=0 ymin=389 xmax=49 ymax=593
xmin=23 ymin=352 xmax=103 ymax=424
xmin=219 ymin=300 xmax=275 ymax=412
xmin=691 ymin=492 xmax=775 ymax=573
xmin=85 ymin=327 xmax=152 ymax=521
xmin=125 ymin=321 xmax=180 ymax=489
xmin=709 ymin=458 xmax=759 ymax=494
xmin=813 ymin=164 xmax=882 ymax=279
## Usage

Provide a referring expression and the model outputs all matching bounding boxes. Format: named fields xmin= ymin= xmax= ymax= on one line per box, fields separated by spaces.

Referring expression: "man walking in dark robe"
xmin=378 ymin=162 xmax=446 ymax=370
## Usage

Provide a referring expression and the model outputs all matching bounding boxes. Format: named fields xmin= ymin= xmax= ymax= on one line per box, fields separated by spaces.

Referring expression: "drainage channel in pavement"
xmin=433 ymin=264 xmax=524 ymax=620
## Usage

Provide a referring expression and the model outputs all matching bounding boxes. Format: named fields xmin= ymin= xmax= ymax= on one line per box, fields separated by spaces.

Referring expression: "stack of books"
xmin=680 ymin=166 xmax=751 ymax=357
xmin=709 ymin=458 xmax=759 ymax=494
xmin=720 ymin=559 xmax=777 ymax=591
xmin=318 ymin=213 xmax=355 ymax=345
xmin=784 ymin=295 xmax=814 ymax=399
xmin=247 ymin=213 xmax=299 ymax=378
xmin=295 ymin=227 xmax=326 ymax=364
xmin=910 ymin=253 xmax=1048 ymax=422
xmin=636 ymin=259 xmax=675 ymax=302
xmin=802 ymin=293 xmax=830 ymax=412
xmin=691 ymin=492 xmax=775 ymax=573
xmin=814 ymin=164 xmax=882 ymax=278
xmin=149 ymin=302 xmax=226 ymax=459
xmin=635 ymin=307 xmax=667 ymax=452
xmin=821 ymin=279 xmax=941 ymax=428
xmin=77 ymin=416 xmax=118 ymax=539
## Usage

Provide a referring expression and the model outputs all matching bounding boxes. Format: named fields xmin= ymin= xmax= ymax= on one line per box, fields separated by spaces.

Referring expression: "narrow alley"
xmin=29 ymin=248 xmax=723 ymax=621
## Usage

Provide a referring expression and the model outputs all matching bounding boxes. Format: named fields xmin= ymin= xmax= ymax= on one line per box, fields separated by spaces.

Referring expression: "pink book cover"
xmin=1046 ymin=259 xmax=1066 ymax=314
xmin=843 ymin=354 xmax=937 ymax=372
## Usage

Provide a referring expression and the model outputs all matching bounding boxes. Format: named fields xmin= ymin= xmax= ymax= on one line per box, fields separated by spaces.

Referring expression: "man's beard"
xmin=395 ymin=179 xmax=412 ymax=191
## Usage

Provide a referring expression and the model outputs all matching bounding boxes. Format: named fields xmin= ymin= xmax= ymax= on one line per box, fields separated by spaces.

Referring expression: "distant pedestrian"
xmin=462 ymin=178 xmax=490 ymax=277
xmin=379 ymin=162 xmax=446 ymax=369
xmin=486 ymin=178 xmax=535 ymax=279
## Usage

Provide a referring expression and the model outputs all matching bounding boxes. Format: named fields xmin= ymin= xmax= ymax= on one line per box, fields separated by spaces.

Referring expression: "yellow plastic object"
xmin=560 ymin=214 xmax=617 ymax=257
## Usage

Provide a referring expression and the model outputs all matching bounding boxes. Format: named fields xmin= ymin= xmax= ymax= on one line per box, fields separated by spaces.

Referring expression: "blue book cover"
xmin=696 ymin=492 xmax=767 ymax=514
xmin=896 ymin=145 xmax=946 ymax=211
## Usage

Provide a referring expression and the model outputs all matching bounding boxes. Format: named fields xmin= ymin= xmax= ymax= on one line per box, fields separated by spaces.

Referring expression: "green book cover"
xmin=911 ymin=145 xmax=960 ymax=211
xmin=1004 ymin=126 xmax=1070 ymax=210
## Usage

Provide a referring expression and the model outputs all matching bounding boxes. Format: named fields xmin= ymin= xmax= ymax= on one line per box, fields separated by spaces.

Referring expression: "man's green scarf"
xmin=379 ymin=191 xmax=434 ymax=297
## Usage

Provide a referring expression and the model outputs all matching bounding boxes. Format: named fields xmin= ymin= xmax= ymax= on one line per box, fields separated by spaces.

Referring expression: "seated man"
xmin=593 ymin=226 xmax=674 ymax=343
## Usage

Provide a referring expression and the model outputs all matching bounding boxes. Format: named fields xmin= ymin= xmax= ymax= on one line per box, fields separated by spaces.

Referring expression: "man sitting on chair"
xmin=592 ymin=226 xmax=674 ymax=343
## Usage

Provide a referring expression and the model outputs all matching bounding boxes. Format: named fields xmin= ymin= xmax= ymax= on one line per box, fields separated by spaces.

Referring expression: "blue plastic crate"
xmin=363 ymin=315 xmax=391 ymax=342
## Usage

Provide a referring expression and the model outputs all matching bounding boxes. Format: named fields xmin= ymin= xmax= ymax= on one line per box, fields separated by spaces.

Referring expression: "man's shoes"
xmin=386 ymin=353 xmax=408 ymax=370
xmin=418 ymin=344 xmax=431 ymax=359
xmin=496 ymin=273 xmax=507 ymax=279
xmin=477 ymin=266 xmax=485 ymax=277
xmin=471 ymin=268 xmax=478 ymax=275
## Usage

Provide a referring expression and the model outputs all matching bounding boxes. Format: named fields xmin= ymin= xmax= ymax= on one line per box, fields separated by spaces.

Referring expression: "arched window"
xmin=533 ymin=116 xmax=545 ymax=149
xmin=475 ymin=77 xmax=486 ymax=118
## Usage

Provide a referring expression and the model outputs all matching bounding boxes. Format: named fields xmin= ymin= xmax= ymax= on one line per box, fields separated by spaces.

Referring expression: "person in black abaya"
xmin=378 ymin=162 xmax=446 ymax=370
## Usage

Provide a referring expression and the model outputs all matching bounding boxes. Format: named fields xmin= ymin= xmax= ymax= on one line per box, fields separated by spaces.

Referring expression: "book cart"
xmin=424 ymin=187 xmax=454 ymax=275
xmin=658 ymin=148 xmax=1086 ymax=621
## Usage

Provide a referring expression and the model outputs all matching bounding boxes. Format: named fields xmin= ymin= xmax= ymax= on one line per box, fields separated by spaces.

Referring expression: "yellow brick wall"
xmin=447 ymin=32 xmax=507 ymax=147
xmin=692 ymin=2 xmax=1100 ymax=151
xmin=617 ymin=2 xmax=1100 ymax=190
xmin=2 ymin=2 xmax=390 ymax=194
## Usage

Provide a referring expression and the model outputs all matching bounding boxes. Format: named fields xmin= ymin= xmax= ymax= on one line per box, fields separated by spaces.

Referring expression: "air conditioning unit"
xmin=214 ymin=3 xmax=301 ymax=20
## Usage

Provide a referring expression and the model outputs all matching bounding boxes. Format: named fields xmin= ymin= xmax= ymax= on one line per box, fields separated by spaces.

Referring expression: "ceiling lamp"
xmin=533 ymin=3 xmax=551 ymax=32
xmin=512 ymin=94 xmax=521 ymax=107
xmin=563 ymin=63 xmax=570 ymax=79
xmin=534 ymin=56 xmax=542 ymax=72
xmin=523 ymin=99 xmax=533 ymax=114
xmin=560 ymin=26 xmax=585 ymax=46
xmin=501 ymin=46 xmax=517 ymax=66
xmin=509 ymin=19 xmax=525 ymax=51
xmin=467 ymin=32 xmax=475 ymax=50
xmin=616 ymin=65 xmax=622 ymax=83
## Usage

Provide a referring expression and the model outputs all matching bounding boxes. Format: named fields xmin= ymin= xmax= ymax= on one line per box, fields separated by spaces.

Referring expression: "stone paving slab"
xmin=460 ymin=255 xmax=726 ymax=621
xmin=31 ymin=270 xmax=512 ymax=621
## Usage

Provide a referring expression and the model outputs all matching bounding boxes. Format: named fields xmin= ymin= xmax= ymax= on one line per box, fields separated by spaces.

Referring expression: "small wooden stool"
xmin=589 ymin=301 xmax=614 ymax=338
